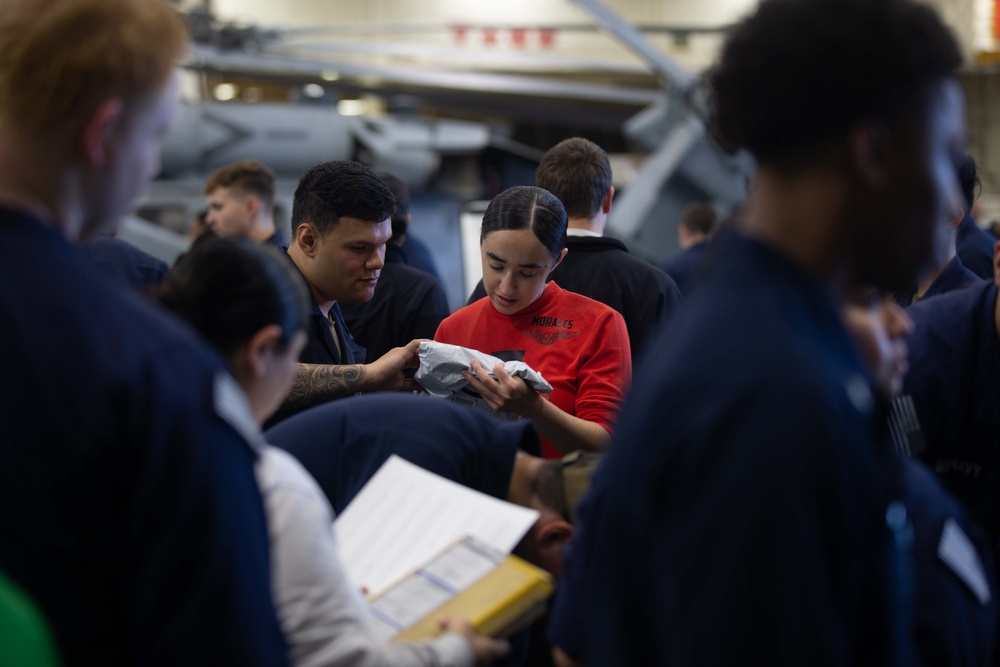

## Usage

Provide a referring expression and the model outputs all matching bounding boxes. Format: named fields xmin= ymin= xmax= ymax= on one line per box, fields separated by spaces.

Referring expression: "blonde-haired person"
xmin=0 ymin=0 xmax=288 ymax=663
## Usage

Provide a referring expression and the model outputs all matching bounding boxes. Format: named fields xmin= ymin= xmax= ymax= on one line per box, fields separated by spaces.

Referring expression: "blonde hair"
xmin=0 ymin=0 xmax=187 ymax=135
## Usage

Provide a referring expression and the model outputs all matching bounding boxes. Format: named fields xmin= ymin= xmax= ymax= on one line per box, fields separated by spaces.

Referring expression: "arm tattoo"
xmin=283 ymin=363 xmax=366 ymax=410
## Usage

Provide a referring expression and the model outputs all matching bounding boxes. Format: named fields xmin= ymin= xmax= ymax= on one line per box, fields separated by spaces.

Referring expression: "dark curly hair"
xmin=708 ymin=0 xmax=962 ymax=168
xmin=291 ymin=161 xmax=395 ymax=237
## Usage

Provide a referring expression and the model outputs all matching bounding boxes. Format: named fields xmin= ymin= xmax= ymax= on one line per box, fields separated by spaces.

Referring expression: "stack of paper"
xmin=335 ymin=455 xmax=539 ymax=597
xmin=334 ymin=456 xmax=554 ymax=639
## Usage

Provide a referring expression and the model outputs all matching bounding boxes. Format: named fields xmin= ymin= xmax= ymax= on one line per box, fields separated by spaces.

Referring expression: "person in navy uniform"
xmin=0 ymin=0 xmax=288 ymax=663
xmin=549 ymin=0 xmax=967 ymax=664
xmin=660 ymin=201 xmax=719 ymax=298
xmin=270 ymin=161 xmax=423 ymax=426
xmin=78 ymin=234 xmax=169 ymax=290
xmin=845 ymin=290 xmax=996 ymax=666
xmin=340 ymin=172 xmax=449 ymax=361
xmin=893 ymin=243 xmax=1000 ymax=573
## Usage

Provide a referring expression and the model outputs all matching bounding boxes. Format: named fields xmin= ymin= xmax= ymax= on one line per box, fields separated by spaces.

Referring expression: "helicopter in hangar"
xmin=133 ymin=0 xmax=749 ymax=272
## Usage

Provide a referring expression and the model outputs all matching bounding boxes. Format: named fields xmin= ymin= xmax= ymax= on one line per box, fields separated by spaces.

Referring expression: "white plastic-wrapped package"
xmin=414 ymin=341 xmax=552 ymax=418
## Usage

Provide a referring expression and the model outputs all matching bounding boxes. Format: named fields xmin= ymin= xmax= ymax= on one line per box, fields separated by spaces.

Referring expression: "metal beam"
xmin=187 ymin=45 xmax=662 ymax=105
xmin=569 ymin=0 xmax=698 ymax=92
xmin=607 ymin=114 xmax=703 ymax=238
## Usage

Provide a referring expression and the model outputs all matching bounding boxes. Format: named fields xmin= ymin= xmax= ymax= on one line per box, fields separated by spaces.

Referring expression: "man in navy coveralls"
xmin=269 ymin=161 xmax=423 ymax=426
xmin=0 ymin=0 xmax=288 ymax=663
xmin=549 ymin=0 xmax=967 ymax=664
xmin=340 ymin=172 xmax=449 ymax=361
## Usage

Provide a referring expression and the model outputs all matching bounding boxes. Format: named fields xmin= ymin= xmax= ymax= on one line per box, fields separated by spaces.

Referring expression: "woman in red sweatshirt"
xmin=435 ymin=186 xmax=631 ymax=458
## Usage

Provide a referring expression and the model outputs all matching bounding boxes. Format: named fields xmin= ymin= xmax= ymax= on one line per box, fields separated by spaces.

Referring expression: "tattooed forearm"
xmin=283 ymin=363 xmax=367 ymax=410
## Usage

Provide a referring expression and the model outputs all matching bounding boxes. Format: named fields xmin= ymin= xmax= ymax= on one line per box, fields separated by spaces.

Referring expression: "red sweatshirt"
xmin=435 ymin=282 xmax=631 ymax=458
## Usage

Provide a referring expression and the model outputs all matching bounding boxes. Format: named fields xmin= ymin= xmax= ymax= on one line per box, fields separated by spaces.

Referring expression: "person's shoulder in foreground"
xmin=77 ymin=235 xmax=170 ymax=290
xmin=267 ymin=392 xmax=533 ymax=513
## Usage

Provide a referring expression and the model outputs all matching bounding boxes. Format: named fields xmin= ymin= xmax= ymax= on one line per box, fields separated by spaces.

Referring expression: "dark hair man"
xmin=204 ymin=159 xmax=279 ymax=244
xmin=550 ymin=0 xmax=966 ymax=664
xmin=661 ymin=201 xmax=719 ymax=296
xmin=271 ymin=161 xmax=422 ymax=425
xmin=469 ymin=136 xmax=681 ymax=358
xmin=340 ymin=172 xmax=449 ymax=361
xmin=0 ymin=0 xmax=287 ymax=662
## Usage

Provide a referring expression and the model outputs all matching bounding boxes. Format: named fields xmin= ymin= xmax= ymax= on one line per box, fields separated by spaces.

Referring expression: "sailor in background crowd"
xmin=660 ymin=201 xmax=719 ymax=298
xmin=204 ymin=159 xmax=281 ymax=245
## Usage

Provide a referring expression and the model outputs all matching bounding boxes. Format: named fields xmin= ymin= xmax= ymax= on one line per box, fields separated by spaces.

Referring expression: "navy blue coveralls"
xmin=550 ymin=232 xmax=908 ymax=666
xmin=0 ymin=208 xmax=287 ymax=665
xmin=897 ymin=282 xmax=1000 ymax=548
